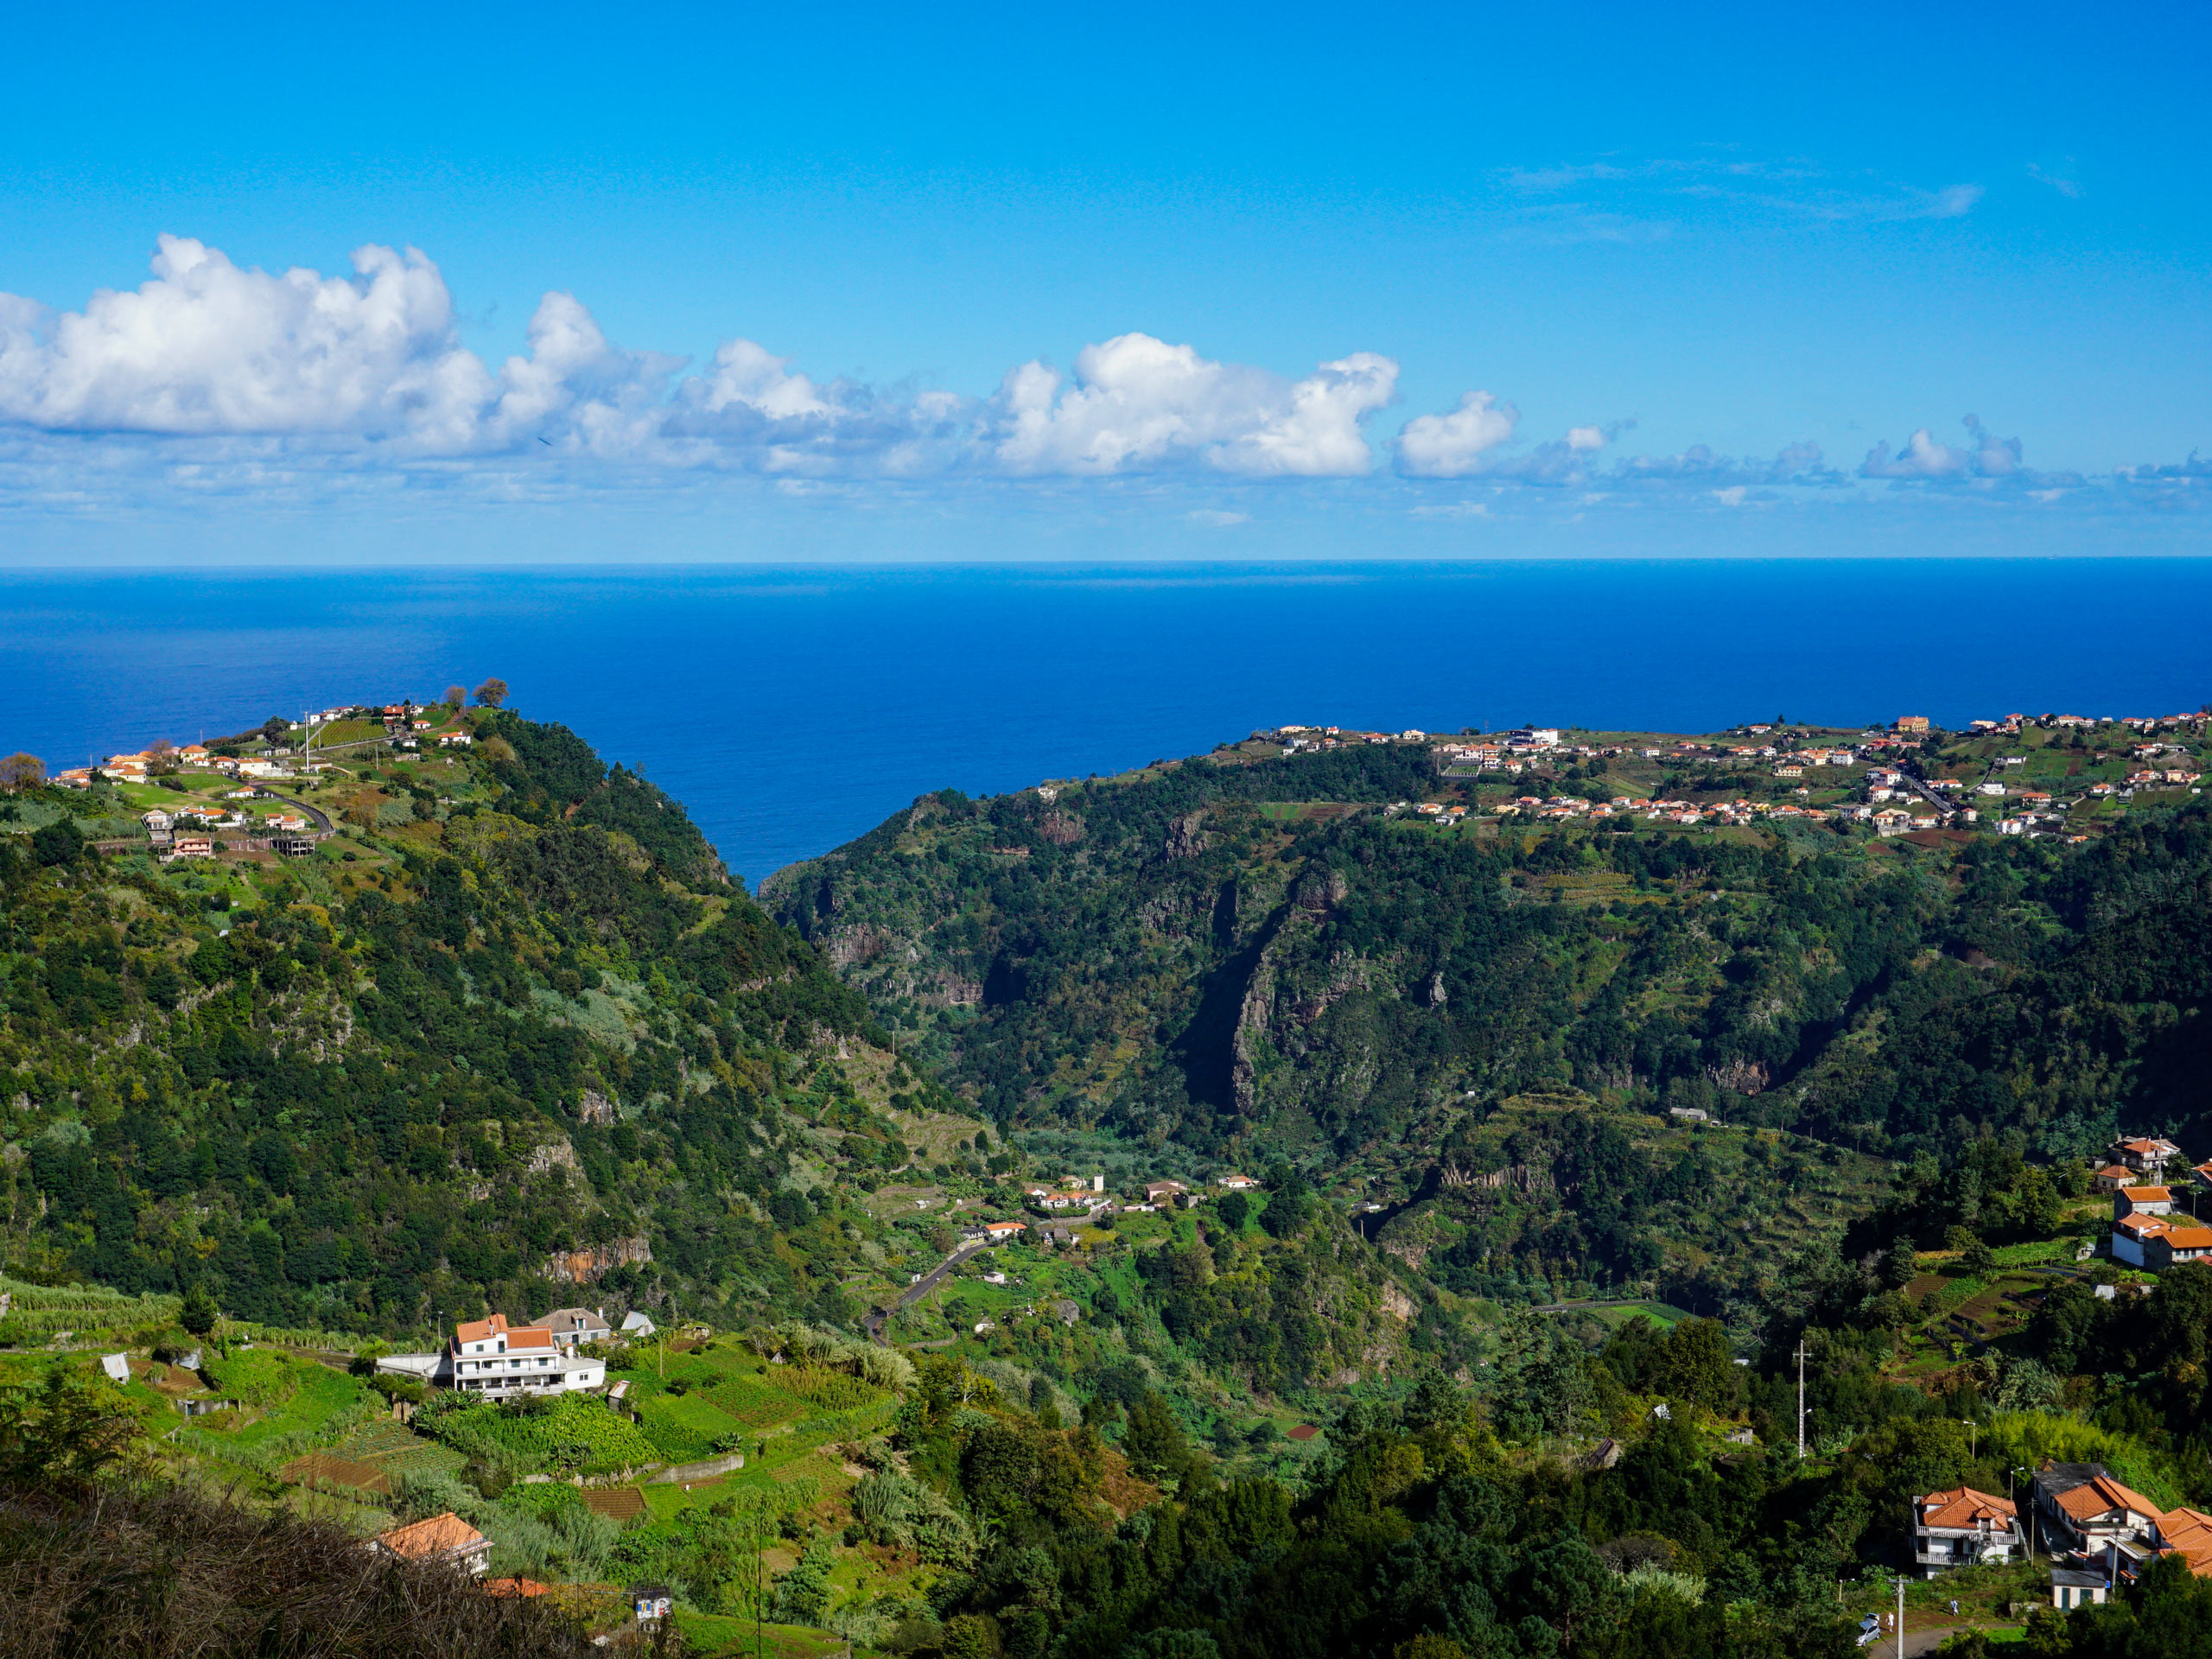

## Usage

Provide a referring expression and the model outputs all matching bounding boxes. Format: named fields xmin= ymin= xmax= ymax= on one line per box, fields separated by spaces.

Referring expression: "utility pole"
xmin=1897 ymin=1574 xmax=1906 ymax=1659
xmin=1787 ymin=1344 xmax=1804 ymax=1459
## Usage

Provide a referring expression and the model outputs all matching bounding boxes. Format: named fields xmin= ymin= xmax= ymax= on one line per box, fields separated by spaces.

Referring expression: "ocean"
xmin=2 ymin=560 xmax=2206 ymax=887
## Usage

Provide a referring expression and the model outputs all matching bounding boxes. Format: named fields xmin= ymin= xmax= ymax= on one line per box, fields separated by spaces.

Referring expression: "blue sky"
xmin=1 ymin=0 xmax=2206 ymax=561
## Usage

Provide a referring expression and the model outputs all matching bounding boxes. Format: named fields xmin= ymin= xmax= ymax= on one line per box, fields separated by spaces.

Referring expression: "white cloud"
xmin=1916 ymin=184 xmax=1985 ymax=219
xmin=1494 ymin=155 xmax=1985 ymax=238
xmin=992 ymin=334 xmax=1396 ymax=476
xmin=0 ymin=235 xmax=2192 ymax=526
xmin=0 ymin=236 xmax=494 ymax=442
xmin=2027 ymin=162 xmax=2084 ymax=200
xmin=1393 ymin=391 xmax=1517 ymax=476
xmin=1861 ymin=416 xmax=2021 ymax=480
xmin=0 ymin=244 xmax=1412 ymax=481
xmin=1396 ymin=399 xmax=1626 ymax=484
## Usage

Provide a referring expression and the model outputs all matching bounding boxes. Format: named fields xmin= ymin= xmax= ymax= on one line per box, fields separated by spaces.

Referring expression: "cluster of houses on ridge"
xmin=1913 ymin=1462 xmax=2212 ymax=1609
xmin=944 ymin=1173 xmax=1264 ymax=1250
xmin=47 ymin=697 xmax=477 ymax=791
xmin=1343 ymin=711 xmax=2205 ymax=840
xmin=2094 ymin=1136 xmax=2212 ymax=1270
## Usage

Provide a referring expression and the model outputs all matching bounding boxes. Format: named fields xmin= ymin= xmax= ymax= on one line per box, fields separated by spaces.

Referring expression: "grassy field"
xmin=672 ymin=1611 xmax=855 ymax=1658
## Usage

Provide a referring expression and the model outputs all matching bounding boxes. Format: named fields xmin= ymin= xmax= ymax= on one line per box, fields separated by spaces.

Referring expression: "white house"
xmin=1911 ymin=1486 xmax=2024 ymax=1577
xmin=620 ymin=1310 xmax=658 ymax=1338
xmin=2113 ymin=1137 xmax=2182 ymax=1173
xmin=375 ymin=1312 xmax=605 ymax=1398
xmin=2112 ymin=1211 xmax=2171 ymax=1267
xmin=2036 ymin=1465 xmax=2164 ymax=1556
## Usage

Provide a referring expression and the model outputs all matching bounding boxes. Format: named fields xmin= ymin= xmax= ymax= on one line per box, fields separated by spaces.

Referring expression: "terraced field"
xmin=330 ymin=1419 xmax=468 ymax=1481
xmin=638 ymin=1389 xmax=746 ymax=1460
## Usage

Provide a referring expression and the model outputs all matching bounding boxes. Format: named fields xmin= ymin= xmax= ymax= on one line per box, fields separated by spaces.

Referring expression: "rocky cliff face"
xmin=1164 ymin=810 xmax=1209 ymax=859
xmin=542 ymin=1236 xmax=653 ymax=1284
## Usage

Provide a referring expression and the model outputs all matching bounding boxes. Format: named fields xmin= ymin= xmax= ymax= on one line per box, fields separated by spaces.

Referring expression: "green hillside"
xmin=7 ymin=708 xmax=2212 ymax=1657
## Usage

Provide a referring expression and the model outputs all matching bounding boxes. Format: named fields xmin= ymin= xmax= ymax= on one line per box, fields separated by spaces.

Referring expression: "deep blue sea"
xmin=3 ymin=561 xmax=2207 ymax=887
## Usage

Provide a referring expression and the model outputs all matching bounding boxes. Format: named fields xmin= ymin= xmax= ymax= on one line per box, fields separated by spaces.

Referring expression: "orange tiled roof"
xmin=2161 ymin=1507 xmax=2212 ymax=1552
xmin=2096 ymin=1165 xmax=2133 ymax=1179
xmin=375 ymin=1511 xmax=486 ymax=1560
xmin=1918 ymin=1486 xmax=2015 ymax=1529
xmin=2162 ymin=1229 xmax=2212 ymax=1249
xmin=2124 ymin=1186 xmax=2175 ymax=1202
xmin=454 ymin=1313 xmax=510 ymax=1344
xmin=2057 ymin=1476 xmax=2164 ymax=1524
xmin=2117 ymin=1214 xmax=2172 ymax=1238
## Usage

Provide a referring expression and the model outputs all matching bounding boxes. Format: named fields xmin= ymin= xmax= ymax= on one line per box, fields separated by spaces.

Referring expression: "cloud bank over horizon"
xmin=0 ymin=235 xmax=2203 ymax=527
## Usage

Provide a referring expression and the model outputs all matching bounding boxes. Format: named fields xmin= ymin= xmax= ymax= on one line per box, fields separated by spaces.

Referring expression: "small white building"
xmin=525 ymin=1306 xmax=613 ymax=1350
xmin=620 ymin=1310 xmax=657 ymax=1338
xmin=2050 ymin=1568 xmax=2108 ymax=1611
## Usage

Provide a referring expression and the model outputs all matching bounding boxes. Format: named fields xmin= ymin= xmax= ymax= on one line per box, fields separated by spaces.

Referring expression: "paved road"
xmin=864 ymin=1242 xmax=992 ymax=1340
xmin=862 ymin=1203 xmax=1114 ymax=1340
xmin=258 ymin=789 xmax=335 ymax=834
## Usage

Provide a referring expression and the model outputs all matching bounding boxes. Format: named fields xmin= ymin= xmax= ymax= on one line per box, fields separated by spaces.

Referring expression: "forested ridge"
xmin=0 ymin=709 xmax=894 ymax=1337
xmin=767 ymin=747 xmax=2212 ymax=1244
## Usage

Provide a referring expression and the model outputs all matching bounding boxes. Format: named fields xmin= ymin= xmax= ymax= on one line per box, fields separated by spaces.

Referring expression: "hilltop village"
xmin=1212 ymin=707 xmax=2206 ymax=841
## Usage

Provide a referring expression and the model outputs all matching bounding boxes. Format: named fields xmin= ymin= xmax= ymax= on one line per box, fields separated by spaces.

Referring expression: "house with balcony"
xmin=1912 ymin=1486 xmax=2024 ymax=1576
xmin=2035 ymin=1465 xmax=2164 ymax=1558
xmin=2113 ymin=1137 xmax=2182 ymax=1173
xmin=374 ymin=1312 xmax=606 ymax=1397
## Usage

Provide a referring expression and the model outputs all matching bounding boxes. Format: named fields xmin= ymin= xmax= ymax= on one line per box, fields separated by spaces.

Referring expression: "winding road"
xmin=258 ymin=790 xmax=336 ymax=834
xmin=864 ymin=1242 xmax=992 ymax=1340
xmin=862 ymin=1202 xmax=1114 ymax=1340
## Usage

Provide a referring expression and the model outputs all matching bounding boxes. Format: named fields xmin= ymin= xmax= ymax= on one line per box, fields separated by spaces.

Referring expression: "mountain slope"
xmin=0 ymin=709 xmax=895 ymax=1337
